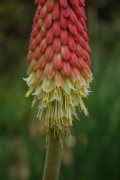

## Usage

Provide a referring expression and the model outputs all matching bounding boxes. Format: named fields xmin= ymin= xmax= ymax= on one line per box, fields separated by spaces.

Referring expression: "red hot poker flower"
xmin=24 ymin=0 xmax=93 ymax=136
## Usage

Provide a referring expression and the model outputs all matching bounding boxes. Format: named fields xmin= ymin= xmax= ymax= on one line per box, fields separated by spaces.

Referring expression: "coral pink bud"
xmin=35 ymin=70 xmax=42 ymax=83
xmin=83 ymin=63 xmax=91 ymax=73
xmin=40 ymin=5 xmax=47 ymax=19
xmin=38 ymin=56 xmax=46 ymax=69
xmin=53 ymin=38 xmax=61 ymax=53
xmin=31 ymin=22 xmax=37 ymax=31
xmin=62 ymin=62 xmax=72 ymax=76
xmin=79 ymin=17 xmax=86 ymax=28
xmin=69 ymin=9 xmax=77 ymax=24
xmin=85 ymin=57 xmax=91 ymax=66
xmin=29 ymin=39 xmax=36 ymax=50
xmin=45 ymin=46 xmax=54 ymax=62
xmin=37 ymin=19 xmax=43 ymax=29
xmin=78 ymin=36 xmax=86 ymax=48
xmin=76 ymin=22 xmax=84 ymax=34
xmin=34 ymin=47 xmax=41 ymax=59
xmin=73 ymin=7 xmax=85 ymax=19
xmin=53 ymin=22 xmax=61 ymax=37
xmin=28 ymin=59 xmax=37 ymax=73
xmin=76 ymin=43 xmax=83 ymax=57
xmin=68 ymin=22 xmax=78 ymax=35
xmin=82 ymin=31 xmax=89 ymax=42
xmin=44 ymin=14 xmax=52 ymax=28
xmin=77 ymin=57 xmax=86 ymax=69
xmin=33 ymin=13 xmax=39 ymax=23
xmin=31 ymin=25 xmax=38 ymax=37
xmin=60 ymin=30 xmax=68 ymax=45
xmin=70 ymin=53 xmax=78 ymax=66
xmin=44 ymin=63 xmax=54 ymax=79
xmin=71 ymin=67 xmax=80 ymax=81
xmin=60 ymin=0 xmax=68 ymax=8
xmin=84 ymin=43 xmax=91 ymax=53
xmin=35 ymin=33 xmax=41 ymax=45
xmin=27 ymin=51 xmax=33 ymax=61
xmin=37 ymin=5 xmax=42 ymax=14
xmin=53 ymin=54 xmax=63 ymax=69
xmin=40 ymin=26 xmax=46 ymax=37
xmin=34 ymin=6 xmax=41 ymax=17
xmin=60 ymin=13 xmax=68 ymax=29
xmin=82 ymin=67 xmax=91 ymax=77
xmin=62 ymin=7 xmax=70 ymax=18
xmin=39 ymin=39 xmax=47 ymax=52
xmin=68 ymin=35 xmax=76 ymax=51
xmin=62 ymin=46 xmax=71 ymax=61
xmin=46 ymin=0 xmax=54 ymax=12
xmin=46 ymin=28 xmax=54 ymax=44
xmin=83 ymin=50 xmax=89 ymax=60
xmin=52 ymin=3 xmax=60 ymax=20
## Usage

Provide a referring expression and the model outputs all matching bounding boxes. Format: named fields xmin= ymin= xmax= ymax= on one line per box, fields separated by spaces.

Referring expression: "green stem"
xmin=42 ymin=131 xmax=63 ymax=180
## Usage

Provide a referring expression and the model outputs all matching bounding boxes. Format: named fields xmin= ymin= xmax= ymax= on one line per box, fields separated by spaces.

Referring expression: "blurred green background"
xmin=0 ymin=0 xmax=120 ymax=179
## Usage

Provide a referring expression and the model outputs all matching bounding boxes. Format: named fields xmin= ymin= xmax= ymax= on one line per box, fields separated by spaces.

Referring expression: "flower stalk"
xmin=42 ymin=131 xmax=63 ymax=180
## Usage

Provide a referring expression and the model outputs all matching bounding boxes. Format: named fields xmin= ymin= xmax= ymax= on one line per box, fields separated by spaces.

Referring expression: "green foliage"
xmin=0 ymin=0 xmax=120 ymax=179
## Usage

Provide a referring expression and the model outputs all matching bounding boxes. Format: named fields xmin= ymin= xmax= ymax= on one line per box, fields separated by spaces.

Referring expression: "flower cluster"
xmin=24 ymin=0 xmax=93 ymax=136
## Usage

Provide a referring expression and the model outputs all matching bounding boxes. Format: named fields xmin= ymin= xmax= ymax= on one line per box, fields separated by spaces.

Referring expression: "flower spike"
xmin=24 ymin=0 xmax=93 ymax=136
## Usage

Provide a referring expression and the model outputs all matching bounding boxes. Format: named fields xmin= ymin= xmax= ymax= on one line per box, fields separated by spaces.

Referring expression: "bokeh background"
xmin=0 ymin=0 xmax=120 ymax=179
